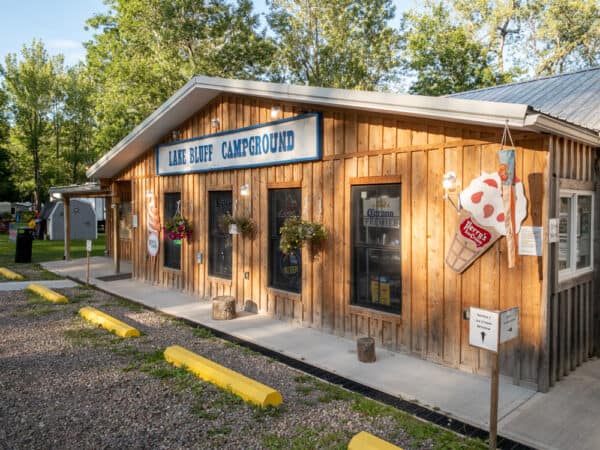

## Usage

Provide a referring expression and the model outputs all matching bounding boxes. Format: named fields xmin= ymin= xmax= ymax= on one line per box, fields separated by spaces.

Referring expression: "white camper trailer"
xmin=47 ymin=199 xmax=97 ymax=240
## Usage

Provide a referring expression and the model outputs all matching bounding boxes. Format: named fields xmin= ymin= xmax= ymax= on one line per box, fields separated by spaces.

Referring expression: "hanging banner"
xmin=156 ymin=113 xmax=322 ymax=176
xmin=498 ymin=149 xmax=517 ymax=267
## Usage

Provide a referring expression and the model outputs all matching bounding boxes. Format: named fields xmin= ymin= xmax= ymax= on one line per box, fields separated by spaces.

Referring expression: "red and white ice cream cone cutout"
xmin=445 ymin=172 xmax=527 ymax=273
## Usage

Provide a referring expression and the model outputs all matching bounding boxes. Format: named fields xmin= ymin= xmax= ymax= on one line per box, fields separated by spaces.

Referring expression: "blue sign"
xmin=156 ymin=113 xmax=322 ymax=176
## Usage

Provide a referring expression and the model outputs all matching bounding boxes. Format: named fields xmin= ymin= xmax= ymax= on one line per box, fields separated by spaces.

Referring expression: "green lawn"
xmin=0 ymin=233 xmax=107 ymax=280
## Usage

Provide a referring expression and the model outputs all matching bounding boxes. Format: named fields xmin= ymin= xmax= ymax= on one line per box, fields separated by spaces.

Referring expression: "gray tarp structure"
xmin=449 ymin=66 xmax=600 ymax=133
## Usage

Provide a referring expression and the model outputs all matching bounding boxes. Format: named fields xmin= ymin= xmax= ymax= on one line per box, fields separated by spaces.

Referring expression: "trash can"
xmin=15 ymin=228 xmax=33 ymax=263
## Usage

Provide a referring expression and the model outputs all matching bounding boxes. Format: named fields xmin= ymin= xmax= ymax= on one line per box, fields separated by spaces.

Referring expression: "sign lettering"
xmin=157 ymin=113 xmax=321 ymax=175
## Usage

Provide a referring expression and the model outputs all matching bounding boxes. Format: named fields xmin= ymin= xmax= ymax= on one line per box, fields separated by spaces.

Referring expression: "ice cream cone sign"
xmin=147 ymin=193 xmax=160 ymax=257
xmin=445 ymin=170 xmax=527 ymax=273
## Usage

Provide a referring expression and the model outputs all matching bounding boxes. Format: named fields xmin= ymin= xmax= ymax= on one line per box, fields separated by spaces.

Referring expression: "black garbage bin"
xmin=15 ymin=228 xmax=33 ymax=263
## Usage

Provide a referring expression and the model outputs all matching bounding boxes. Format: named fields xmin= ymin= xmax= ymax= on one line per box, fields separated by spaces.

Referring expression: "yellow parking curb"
xmin=348 ymin=431 xmax=403 ymax=450
xmin=0 ymin=267 xmax=24 ymax=280
xmin=164 ymin=345 xmax=283 ymax=408
xmin=79 ymin=306 xmax=141 ymax=338
xmin=27 ymin=283 xmax=68 ymax=303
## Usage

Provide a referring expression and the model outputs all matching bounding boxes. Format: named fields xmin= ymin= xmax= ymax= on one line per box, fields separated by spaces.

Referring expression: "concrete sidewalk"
xmin=42 ymin=257 xmax=600 ymax=449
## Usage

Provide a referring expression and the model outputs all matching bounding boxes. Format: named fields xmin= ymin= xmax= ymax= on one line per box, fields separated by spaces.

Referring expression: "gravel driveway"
xmin=0 ymin=283 xmax=484 ymax=449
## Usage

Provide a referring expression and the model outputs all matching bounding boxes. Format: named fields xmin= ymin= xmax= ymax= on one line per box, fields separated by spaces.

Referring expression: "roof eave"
xmin=87 ymin=76 xmax=534 ymax=180
xmin=525 ymin=114 xmax=600 ymax=147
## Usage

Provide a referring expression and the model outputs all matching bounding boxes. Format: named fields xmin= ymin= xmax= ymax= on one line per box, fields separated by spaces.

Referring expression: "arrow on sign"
xmin=481 ymin=331 xmax=486 ymax=342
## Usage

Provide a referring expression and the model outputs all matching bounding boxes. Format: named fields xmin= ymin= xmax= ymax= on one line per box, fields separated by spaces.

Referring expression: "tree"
xmin=525 ymin=0 xmax=600 ymax=75
xmin=400 ymin=2 xmax=503 ymax=95
xmin=1 ymin=40 xmax=63 ymax=210
xmin=61 ymin=65 xmax=96 ymax=184
xmin=0 ymin=87 xmax=18 ymax=201
xmin=267 ymin=0 xmax=401 ymax=90
xmin=85 ymin=0 xmax=274 ymax=155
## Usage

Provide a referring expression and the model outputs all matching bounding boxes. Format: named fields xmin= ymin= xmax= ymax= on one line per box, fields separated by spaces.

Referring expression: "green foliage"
xmin=525 ymin=0 xmax=600 ymax=75
xmin=279 ymin=216 xmax=327 ymax=254
xmin=267 ymin=0 xmax=401 ymax=90
xmin=400 ymin=2 xmax=503 ymax=95
xmin=85 ymin=0 xmax=274 ymax=153
xmin=223 ymin=212 xmax=257 ymax=238
xmin=1 ymin=40 xmax=63 ymax=208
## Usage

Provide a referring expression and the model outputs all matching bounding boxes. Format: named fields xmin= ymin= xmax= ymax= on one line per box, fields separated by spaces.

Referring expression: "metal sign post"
xmin=469 ymin=307 xmax=519 ymax=449
xmin=86 ymin=240 xmax=92 ymax=285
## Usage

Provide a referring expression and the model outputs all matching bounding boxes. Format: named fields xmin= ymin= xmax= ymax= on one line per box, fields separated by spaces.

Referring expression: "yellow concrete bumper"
xmin=164 ymin=345 xmax=283 ymax=408
xmin=348 ymin=431 xmax=403 ymax=450
xmin=27 ymin=283 xmax=68 ymax=303
xmin=0 ymin=267 xmax=24 ymax=280
xmin=79 ymin=306 xmax=141 ymax=338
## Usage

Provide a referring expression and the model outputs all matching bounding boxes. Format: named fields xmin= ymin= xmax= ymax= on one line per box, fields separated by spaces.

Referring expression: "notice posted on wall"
xmin=518 ymin=226 xmax=543 ymax=256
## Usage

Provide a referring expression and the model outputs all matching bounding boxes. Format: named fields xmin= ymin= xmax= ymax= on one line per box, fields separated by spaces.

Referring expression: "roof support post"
xmin=63 ymin=196 xmax=71 ymax=261
xmin=112 ymin=198 xmax=120 ymax=274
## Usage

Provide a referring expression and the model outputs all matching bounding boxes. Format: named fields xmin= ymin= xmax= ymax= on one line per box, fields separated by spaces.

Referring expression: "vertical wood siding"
xmin=109 ymin=94 xmax=550 ymax=386
xmin=546 ymin=136 xmax=597 ymax=389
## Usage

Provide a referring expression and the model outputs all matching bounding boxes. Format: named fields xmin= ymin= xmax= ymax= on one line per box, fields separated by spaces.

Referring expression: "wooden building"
xmin=86 ymin=73 xmax=600 ymax=392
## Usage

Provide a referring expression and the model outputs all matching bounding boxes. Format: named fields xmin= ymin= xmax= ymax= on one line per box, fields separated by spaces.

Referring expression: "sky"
xmin=0 ymin=0 xmax=415 ymax=67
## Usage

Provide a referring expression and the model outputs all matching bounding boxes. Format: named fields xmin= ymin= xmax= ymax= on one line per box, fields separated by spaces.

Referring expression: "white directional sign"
xmin=86 ymin=240 xmax=92 ymax=252
xmin=499 ymin=307 xmax=519 ymax=344
xmin=469 ymin=307 xmax=500 ymax=353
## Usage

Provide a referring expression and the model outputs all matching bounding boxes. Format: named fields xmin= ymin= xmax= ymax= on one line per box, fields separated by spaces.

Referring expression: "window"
xmin=208 ymin=191 xmax=232 ymax=279
xmin=559 ymin=190 xmax=594 ymax=278
xmin=163 ymin=192 xmax=181 ymax=270
xmin=269 ymin=188 xmax=302 ymax=293
xmin=119 ymin=201 xmax=132 ymax=239
xmin=351 ymin=184 xmax=401 ymax=314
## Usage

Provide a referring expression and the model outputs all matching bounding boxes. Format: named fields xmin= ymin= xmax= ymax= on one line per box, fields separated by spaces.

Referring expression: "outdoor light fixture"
xmin=146 ymin=190 xmax=153 ymax=198
xmin=240 ymin=184 xmax=250 ymax=197
xmin=442 ymin=171 xmax=461 ymax=212
xmin=171 ymin=130 xmax=181 ymax=140
xmin=51 ymin=192 xmax=62 ymax=200
xmin=211 ymin=118 xmax=220 ymax=129
xmin=270 ymin=106 xmax=282 ymax=120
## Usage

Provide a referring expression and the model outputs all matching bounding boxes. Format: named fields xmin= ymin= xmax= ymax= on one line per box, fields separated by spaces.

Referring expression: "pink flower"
xmin=178 ymin=225 xmax=185 ymax=232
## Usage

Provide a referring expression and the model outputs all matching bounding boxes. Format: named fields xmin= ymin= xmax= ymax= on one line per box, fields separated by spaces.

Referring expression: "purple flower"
xmin=178 ymin=225 xmax=185 ymax=232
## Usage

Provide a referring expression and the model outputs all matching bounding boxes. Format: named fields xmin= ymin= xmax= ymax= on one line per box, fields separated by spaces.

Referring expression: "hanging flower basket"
xmin=279 ymin=216 xmax=327 ymax=254
xmin=223 ymin=213 xmax=257 ymax=239
xmin=163 ymin=213 xmax=193 ymax=241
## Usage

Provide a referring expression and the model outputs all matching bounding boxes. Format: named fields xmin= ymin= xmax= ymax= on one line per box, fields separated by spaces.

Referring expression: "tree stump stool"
xmin=211 ymin=296 xmax=236 ymax=320
xmin=357 ymin=337 xmax=376 ymax=363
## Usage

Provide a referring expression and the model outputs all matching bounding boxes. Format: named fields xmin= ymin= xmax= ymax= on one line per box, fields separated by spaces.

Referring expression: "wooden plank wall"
xmin=547 ymin=136 xmax=597 ymax=388
xmin=109 ymin=94 xmax=548 ymax=385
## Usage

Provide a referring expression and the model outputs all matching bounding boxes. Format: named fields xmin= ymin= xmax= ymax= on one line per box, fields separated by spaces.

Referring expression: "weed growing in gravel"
xmin=101 ymin=297 xmax=143 ymax=312
xmin=294 ymin=375 xmax=356 ymax=403
xmin=252 ymin=404 xmax=284 ymax=421
xmin=63 ymin=326 xmax=114 ymax=347
xmin=71 ymin=293 xmax=92 ymax=303
xmin=206 ymin=425 xmax=232 ymax=437
xmin=261 ymin=425 xmax=348 ymax=450
xmin=192 ymin=327 xmax=214 ymax=339
xmin=190 ymin=403 xmax=218 ymax=420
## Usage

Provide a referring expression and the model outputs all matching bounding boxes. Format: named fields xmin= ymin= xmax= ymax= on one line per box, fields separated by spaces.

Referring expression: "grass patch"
xmin=262 ymin=425 xmax=348 ymax=450
xmin=207 ymin=425 xmax=232 ymax=438
xmin=192 ymin=327 xmax=214 ymax=339
xmin=63 ymin=326 xmax=114 ymax=347
xmin=102 ymin=297 xmax=143 ymax=312
xmin=294 ymin=374 xmax=355 ymax=403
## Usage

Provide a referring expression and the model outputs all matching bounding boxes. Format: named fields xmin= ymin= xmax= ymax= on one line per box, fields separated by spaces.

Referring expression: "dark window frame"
xmin=268 ymin=188 xmax=302 ymax=293
xmin=208 ymin=190 xmax=233 ymax=279
xmin=163 ymin=192 xmax=181 ymax=270
xmin=350 ymin=183 xmax=402 ymax=314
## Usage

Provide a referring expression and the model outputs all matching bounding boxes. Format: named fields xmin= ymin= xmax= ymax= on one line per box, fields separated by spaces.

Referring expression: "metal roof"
xmin=450 ymin=67 xmax=600 ymax=132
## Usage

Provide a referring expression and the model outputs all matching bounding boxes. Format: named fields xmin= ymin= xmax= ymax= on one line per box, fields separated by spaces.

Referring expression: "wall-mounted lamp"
xmin=171 ymin=130 xmax=181 ymax=140
xmin=270 ymin=106 xmax=282 ymax=120
xmin=240 ymin=183 xmax=250 ymax=197
xmin=442 ymin=171 xmax=461 ymax=212
xmin=51 ymin=192 xmax=62 ymax=200
xmin=211 ymin=118 xmax=220 ymax=129
xmin=146 ymin=190 xmax=154 ymax=198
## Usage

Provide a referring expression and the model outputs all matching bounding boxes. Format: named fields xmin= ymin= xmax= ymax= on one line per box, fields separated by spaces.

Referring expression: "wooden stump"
xmin=357 ymin=337 xmax=376 ymax=363
xmin=212 ymin=296 xmax=236 ymax=320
